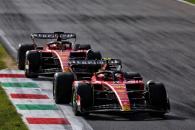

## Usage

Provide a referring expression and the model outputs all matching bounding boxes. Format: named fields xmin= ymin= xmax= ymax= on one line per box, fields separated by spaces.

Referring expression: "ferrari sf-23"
xmin=53 ymin=59 xmax=170 ymax=117
xmin=17 ymin=32 xmax=101 ymax=78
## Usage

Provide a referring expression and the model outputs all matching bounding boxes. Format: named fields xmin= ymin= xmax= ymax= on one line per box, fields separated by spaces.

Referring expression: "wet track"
xmin=0 ymin=0 xmax=195 ymax=129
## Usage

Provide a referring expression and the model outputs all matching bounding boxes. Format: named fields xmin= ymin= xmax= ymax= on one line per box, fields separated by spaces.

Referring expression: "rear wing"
xmin=69 ymin=59 xmax=121 ymax=66
xmin=69 ymin=59 xmax=122 ymax=72
xmin=69 ymin=59 xmax=122 ymax=80
xmin=31 ymin=32 xmax=76 ymax=40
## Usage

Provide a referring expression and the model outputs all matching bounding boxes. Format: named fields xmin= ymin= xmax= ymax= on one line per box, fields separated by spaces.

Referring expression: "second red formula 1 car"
xmin=17 ymin=32 xmax=101 ymax=78
xmin=53 ymin=60 xmax=170 ymax=117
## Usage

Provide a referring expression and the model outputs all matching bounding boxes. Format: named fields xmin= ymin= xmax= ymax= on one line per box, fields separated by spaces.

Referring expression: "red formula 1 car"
xmin=17 ymin=32 xmax=101 ymax=78
xmin=53 ymin=60 xmax=170 ymax=117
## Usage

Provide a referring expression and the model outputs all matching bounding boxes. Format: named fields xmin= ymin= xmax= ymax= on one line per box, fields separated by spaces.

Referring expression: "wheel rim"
xmin=72 ymin=90 xmax=79 ymax=115
xmin=25 ymin=60 xmax=29 ymax=73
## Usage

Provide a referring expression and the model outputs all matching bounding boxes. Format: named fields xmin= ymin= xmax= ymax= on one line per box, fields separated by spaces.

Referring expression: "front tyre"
xmin=147 ymin=81 xmax=170 ymax=117
xmin=72 ymin=84 xmax=93 ymax=116
xmin=25 ymin=51 xmax=40 ymax=78
xmin=53 ymin=72 xmax=74 ymax=104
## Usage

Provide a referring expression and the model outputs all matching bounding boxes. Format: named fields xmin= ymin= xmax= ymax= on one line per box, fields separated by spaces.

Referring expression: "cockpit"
xmin=96 ymin=71 xmax=124 ymax=81
xmin=47 ymin=41 xmax=72 ymax=50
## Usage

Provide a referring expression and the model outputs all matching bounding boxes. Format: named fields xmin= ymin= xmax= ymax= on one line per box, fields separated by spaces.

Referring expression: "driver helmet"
xmin=97 ymin=73 xmax=105 ymax=80
xmin=115 ymin=73 xmax=123 ymax=81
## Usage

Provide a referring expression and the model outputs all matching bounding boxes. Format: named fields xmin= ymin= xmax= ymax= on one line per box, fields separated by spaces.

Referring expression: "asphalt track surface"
xmin=0 ymin=0 xmax=195 ymax=129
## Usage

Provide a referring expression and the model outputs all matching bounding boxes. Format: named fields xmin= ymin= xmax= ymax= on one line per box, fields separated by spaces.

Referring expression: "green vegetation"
xmin=185 ymin=0 xmax=195 ymax=4
xmin=0 ymin=87 xmax=28 ymax=130
xmin=0 ymin=44 xmax=7 ymax=69
xmin=0 ymin=44 xmax=28 ymax=130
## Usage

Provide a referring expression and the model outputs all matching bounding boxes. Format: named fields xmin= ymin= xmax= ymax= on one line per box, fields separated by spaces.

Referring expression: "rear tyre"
xmin=92 ymin=51 xmax=102 ymax=60
xmin=53 ymin=72 xmax=74 ymax=104
xmin=87 ymin=50 xmax=102 ymax=60
xmin=124 ymin=72 xmax=142 ymax=80
xmin=25 ymin=51 xmax=40 ymax=78
xmin=147 ymin=82 xmax=170 ymax=117
xmin=74 ymin=44 xmax=80 ymax=51
xmin=74 ymin=44 xmax=91 ymax=50
xmin=72 ymin=84 xmax=93 ymax=116
xmin=17 ymin=44 xmax=35 ymax=70
xmin=79 ymin=44 xmax=91 ymax=50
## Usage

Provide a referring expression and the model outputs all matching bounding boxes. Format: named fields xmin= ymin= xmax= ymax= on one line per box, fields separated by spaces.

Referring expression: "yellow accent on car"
xmin=122 ymin=104 xmax=131 ymax=111
xmin=102 ymin=57 xmax=111 ymax=60
xmin=63 ymin=67 xmax=70 ymax=72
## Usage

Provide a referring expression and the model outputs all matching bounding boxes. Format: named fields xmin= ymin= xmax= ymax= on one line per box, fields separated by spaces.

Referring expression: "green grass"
xmin=0 ymin=44 xmax=28 ymax=130
xmin=0 ymin=44 xmax=7 ymax=69
xmin=185 ymin=0 xmax=195 ymax=4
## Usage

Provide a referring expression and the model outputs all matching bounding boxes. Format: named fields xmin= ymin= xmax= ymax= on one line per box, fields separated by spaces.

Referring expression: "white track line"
xmin=59 ymin=105 xmax=93 ymax=130
xmin=12 ymin=99 xmax=55 ymax=104
xmin=177 ymin=0 xmax=195 ymax=6
xmin=27 ymin=124 xmax=72 ymax=130
xmin=0 ymin=29 xmax=17 ymax=54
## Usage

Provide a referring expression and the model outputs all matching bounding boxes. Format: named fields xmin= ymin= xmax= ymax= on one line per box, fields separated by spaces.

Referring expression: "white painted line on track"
xmin=177 ymin=0 xmax=195 ymax=6
xmin=11 ymin=99 xmax=55 ymax=104
xmin=59 ymin=105 xmax=93 ymax=130
xmin=0 ymin=78 xmax=37 ymax=82
xmin=27 ymin=124 xmax=72 ymax=130
xmin=0 ymin=69 xmax=24 ymax=74
xmin=17 ymin=110 xmax=67 ymax=118
xmin=0 ymin=29 xmax=17 ymax=54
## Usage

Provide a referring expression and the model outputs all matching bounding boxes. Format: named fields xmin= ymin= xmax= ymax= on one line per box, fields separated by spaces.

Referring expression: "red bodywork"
xmin=35 ymin=41 xmax=89 ymax=73
xmin=73 ymin=71 xmax=145 ymax=112
xmin=28 ymin=32 xmax=90 ymax=74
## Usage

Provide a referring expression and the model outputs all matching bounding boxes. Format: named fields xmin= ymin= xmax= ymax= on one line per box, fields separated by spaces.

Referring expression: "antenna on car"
xmin=30 ymin=33 xmax=37 ymax=48
xmin=54 ymin=32 xmax=64 ymax=41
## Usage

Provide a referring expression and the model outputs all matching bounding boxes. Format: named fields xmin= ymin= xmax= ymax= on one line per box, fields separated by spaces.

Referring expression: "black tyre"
xmin=17 ymin=44 xmax=35 ymax=70
xmin=79 ymin=44 xmax=91 ymax=50
xmin=74 ymin=44 xmax=91 ymax=50
xmin=25 ymin=51 xmax=40 ymax=78
xmin=87 ymin=50 xmax=102 ymax=60
xmin=74 ymin=44 xmax=80 ymax=51
xmin=53 ymin=72 xmax=74 ymax=104
xmin=124 ymin=72 xmax=142 ymax=80
xmin=72 ymin=84 xmax=93 ymax=116
xmin=147 ymin=82 xmax=170 ymax=117
xmin=92 ymin=51 xmax=102 ymax=60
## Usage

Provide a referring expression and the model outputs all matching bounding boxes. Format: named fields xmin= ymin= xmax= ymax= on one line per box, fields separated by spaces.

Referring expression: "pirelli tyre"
xmin=92 ymin=51 xmax=102 ymax=60
xmin=53 ymin=72 xmax=74 ymax=104
xmin=17 ymin=44 xmax=35 ymax=70
xmin=87 ymin=50 xmax=102 ymax=60
xmin=147 ymin=81 xmax=170 ymax=117
xmin=72 ymin=83 xmax=93 ymax=116
xmin=74 ymin=44 xmax=91 ymax=50
xmin=124 ymin=72 xmax=142 ymax=79
xmin=25 ymin=51 xmax=40 ymax=78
